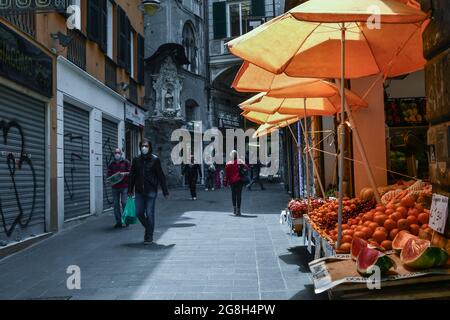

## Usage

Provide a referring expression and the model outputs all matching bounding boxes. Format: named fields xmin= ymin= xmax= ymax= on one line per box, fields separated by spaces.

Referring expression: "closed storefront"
xmin=63 ymin=104 xmax=90 ymax=221
xmin=102 ymin=118 xmax=118 ymax=211
xmin=0 ymin=85 xmax=47 ymax=241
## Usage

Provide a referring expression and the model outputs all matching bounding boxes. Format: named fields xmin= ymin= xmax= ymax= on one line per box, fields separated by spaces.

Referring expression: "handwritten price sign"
xmin=429 ymin=194 xmax=449 ymax=234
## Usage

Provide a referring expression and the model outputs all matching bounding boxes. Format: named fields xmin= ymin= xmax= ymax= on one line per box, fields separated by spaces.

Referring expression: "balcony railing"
xmin=67 ymin=29 xmax=86 ymax=71
xmin=1 ymin=12 xmax=36 ymax=37
xmin=105 ymin=57 xmax=117 ymax=91
xmin=129 ymin=79 xmax=138 ymax=105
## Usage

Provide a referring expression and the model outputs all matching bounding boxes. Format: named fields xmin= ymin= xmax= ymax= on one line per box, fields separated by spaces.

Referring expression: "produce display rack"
xmin=304 ymin=215 xmax=336 ymax=259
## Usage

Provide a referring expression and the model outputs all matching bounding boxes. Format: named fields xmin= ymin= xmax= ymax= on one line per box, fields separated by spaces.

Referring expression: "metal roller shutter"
xmin=64 ymin=104 xmax=90 ymax=220
xmin=102 ymin=118 xmax=118 ymax=211
xmin=0 ymin=85 xmax=46 ymax=240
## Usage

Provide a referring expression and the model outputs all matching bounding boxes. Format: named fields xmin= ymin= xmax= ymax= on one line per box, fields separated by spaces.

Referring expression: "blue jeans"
xmin=112 ymin=188 xmax=128 ymax=224
xmin=135 ymin=192 xmax=157 ymax=241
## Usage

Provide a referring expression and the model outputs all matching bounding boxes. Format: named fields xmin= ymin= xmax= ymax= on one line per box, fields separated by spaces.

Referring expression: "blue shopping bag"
xmin=121 ymin=197 xmax=138 ymax=225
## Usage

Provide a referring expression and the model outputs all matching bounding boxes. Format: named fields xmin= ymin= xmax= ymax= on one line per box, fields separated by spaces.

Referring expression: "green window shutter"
xmin=252 ymin=0 xmax=266 ymax=17
xmin=213 ymin=1 xmax=227 ymax=39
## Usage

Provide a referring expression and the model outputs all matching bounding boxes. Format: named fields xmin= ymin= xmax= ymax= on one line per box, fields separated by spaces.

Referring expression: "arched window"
xmin=182 ymin=22 xmax=197 ymax=73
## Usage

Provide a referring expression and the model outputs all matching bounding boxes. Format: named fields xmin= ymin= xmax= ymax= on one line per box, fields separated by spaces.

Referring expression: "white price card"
xmin=429 ymin=194 xmax=449 ymax=234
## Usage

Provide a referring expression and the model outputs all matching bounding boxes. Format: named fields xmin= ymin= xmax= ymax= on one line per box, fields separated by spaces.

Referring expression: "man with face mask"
xmin=107 ymin=148 xmax=131 ymax=228
xmin=128 ymin=140 xmax=169 ymax=245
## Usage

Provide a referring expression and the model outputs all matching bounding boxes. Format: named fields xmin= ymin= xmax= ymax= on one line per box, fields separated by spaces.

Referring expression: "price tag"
xmin=429 ymin=194 xmax=449 ymax=234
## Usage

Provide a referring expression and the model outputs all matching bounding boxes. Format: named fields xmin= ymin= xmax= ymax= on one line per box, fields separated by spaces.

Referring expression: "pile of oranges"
xmin=331 ymin=195 xmax=431 ymax=253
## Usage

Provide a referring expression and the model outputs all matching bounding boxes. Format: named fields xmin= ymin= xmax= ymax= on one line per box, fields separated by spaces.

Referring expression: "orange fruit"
xmin=364 ymin=221 xmax=372 ymax=227
xmin=339 ymin=243 xmax=351 ymax=253
xmin=362 ymin=227 xmax=373 ymax=239
xmin=385 ymin=209 xmax=395 ymax=216
xmin=372 ymin=230 xmax=387 ymax=243
xmin=381 ymin=240 xmax=393 ymax=250
xmin=391 ymin=212 xmax=402 ymax=222
xmin=415 ymin=204 xmax=424 ymax=213
xmin=407 ymin=215 xmax=418 ymax=226
xmin=368 ymin=222 xmax=380 ymax=233
xmin=409 ymin=224 xmax=420 ymax=236
xmin=362 ymin=212 xmax=374 ymax=222
xmin=418 ymin=212 xmax=430 ymax=225
xmin=397 ymin=219 xmax=410 ymax=231
xmin=389 ymin=228 xmax=400 ymax=241
xmin=384 ymin=219 xmax=397 ymax=231
xmin=354 ymin=231 xmax=367 ymax=240
xmin=343 ymin=229 xmax=354 ymax=237
xmin=400 ymin=196 xmax=415 ymax=208
xmin=374 ymin=214 xmax=387 ymax=226
xmin=342 ymin=235 xmax=353 ymax=244
xmin=408 ymin=208 xmax=419 ymax=217
xmin=375 ymin=227 xmax=388 ymax=236
xmin=396 ymin=206 xmax=408 ymax=218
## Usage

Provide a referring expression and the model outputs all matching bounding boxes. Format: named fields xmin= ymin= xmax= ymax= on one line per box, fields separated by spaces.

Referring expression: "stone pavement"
xmin=0 ymin=182 xmax=327 ymax=300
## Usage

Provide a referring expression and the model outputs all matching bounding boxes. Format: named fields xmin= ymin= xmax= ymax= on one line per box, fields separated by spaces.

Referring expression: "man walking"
xmin=128 ymin=140 xmax=169 ymax=245
xmin=182 ymin=155 xmax=202 ymax=200
xmin=107 ymin=148 xmax=130 ymax=228
xmin=205 ymin=162 xmax=216 ymax=191
xmin=247 ymin=160 xmax=266 ymax=191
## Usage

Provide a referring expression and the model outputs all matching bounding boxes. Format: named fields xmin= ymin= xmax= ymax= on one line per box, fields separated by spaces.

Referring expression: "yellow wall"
xmin=33 ymin=1 xmax=145 ymax=105
xmin=350 ymin=75 xmax=388 ymax=195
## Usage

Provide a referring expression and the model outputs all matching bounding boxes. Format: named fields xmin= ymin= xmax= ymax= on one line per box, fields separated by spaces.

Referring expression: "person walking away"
xmin=182 ymin=155 xmax=202 ymax=200
xmin=247 ymin=160 xmax=265 ymax=191
xmin=225 ymin=150 xmax=248 ymax=216
xmin=128 ymin=140 xmax=169 ymax=245
xmin=107 ymin=148 xmax=131 ymax=228
xmin=205 ymin=162 xmax=216 ymax=191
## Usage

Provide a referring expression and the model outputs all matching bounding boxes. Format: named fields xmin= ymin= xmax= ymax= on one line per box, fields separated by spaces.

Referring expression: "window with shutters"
xmin=117 ymin=6 xmax=131 ymax=73
xmin=137 ymin=34 xmax=145 ymax=84
xmin=87 ymin=0 xmax=107 ymax=52
xmin=226 ymin=1 xmax=251 ymax=38
xmin=182 ymin=22 xmax=197 ymax=74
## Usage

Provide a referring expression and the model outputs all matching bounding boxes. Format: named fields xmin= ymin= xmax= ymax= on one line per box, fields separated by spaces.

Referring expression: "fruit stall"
xmin=284 ymin=180 xmax=450 ymax=299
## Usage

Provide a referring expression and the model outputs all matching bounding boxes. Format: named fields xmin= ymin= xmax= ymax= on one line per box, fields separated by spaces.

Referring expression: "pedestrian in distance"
xmin=128 ymin=140 xmax=169 ymax=245
xmin=225 ymin=150 xmax=249 ymax=216
xmin=107 ymin=148 xmax=131 ymax=229
xmin=182 ymin=155 xmax=202 ymax=200
xmin=247 ymin=160 xmax=266 ymax=191
xmin=205 ymin=161 xmax=216 ymax=191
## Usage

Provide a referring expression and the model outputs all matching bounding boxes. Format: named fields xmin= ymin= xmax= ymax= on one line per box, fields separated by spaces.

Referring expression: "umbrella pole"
xmin=304 ymin=100 xmax=311 ymax=208
xmin=337 ymin=23 xmax=346 ymax=250
xmin=297 ymin=120 xmax=304 ymax=198
xmin=298 ymin=115 xmax=326 ymax=198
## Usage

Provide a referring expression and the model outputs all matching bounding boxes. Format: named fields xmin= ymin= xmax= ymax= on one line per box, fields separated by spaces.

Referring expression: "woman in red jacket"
xmin=225 ymin=150 xmax=248 ymax=216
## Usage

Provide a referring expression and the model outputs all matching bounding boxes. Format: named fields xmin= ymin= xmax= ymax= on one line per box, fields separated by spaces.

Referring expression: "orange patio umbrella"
xmin=239 ymin=91 xmax=368 ymax=116
xmin=227 ymin=0 xmax=428 ymax=80
xmin=242 ymin=110 xmax=298 ymax=125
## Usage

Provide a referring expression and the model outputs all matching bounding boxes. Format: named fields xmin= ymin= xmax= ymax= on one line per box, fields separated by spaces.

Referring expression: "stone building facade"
xmin=143 ymin=0 xmax=209 ymax=187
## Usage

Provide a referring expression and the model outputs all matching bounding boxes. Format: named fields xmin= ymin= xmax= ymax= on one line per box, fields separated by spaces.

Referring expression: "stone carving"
xmin=152 ymin=57 xmax=184 ymax=118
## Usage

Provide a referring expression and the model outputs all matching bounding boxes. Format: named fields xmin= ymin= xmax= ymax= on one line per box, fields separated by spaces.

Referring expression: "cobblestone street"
xmin=0 ymin=183 xmax=326 ymax=300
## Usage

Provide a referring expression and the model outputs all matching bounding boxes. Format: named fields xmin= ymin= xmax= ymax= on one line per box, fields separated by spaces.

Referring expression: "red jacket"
xmin=225 ymin=159 xmax=248 ymax=185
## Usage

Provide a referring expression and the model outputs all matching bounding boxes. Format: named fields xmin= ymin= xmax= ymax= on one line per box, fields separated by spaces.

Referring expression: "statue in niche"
xmin=152 ymin=57 xmax=183 ymax=118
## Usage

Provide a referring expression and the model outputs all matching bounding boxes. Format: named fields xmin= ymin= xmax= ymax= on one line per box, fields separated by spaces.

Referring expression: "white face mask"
xmin=114 ymin=154 xmax=121 ymax=161
xmin=141 ymin=147 xmax=149 ymax=155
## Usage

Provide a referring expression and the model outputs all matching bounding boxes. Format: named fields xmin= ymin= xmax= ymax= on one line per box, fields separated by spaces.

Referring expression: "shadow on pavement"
xmin=289 ymin=284 xmax=329 ymax=300
xmin=159 ymin=223 xmax=197 ymax=228
xmin=227 ymin=214 xmax=258 ymax=218
xmin=278 ymin=246 xmax=314 ymax=273
xmin=120 ymin=243 xmax=176 ymax=251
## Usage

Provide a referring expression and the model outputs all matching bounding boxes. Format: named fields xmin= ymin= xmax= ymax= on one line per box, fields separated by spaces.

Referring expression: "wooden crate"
xmin=328 ymin=274 xmax=450 ymax=300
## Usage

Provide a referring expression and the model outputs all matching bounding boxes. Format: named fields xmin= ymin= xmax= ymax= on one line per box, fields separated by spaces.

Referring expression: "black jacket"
xmin=182 ymin=164 xmax=202 ymax=181
xmin=128 ymin=154 xmax=169 ymax=196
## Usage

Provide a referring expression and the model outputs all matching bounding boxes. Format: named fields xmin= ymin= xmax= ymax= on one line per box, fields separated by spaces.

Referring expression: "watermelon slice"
xmin=401 ymin=238 xmax=449 ymax=269
xmin=357 ymin=246 xmax=396 ymax=277
xmin=351 ymin=237 xmax=368 ymax=261
xmin=392 ymin=231 xmax=418 ymax=252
